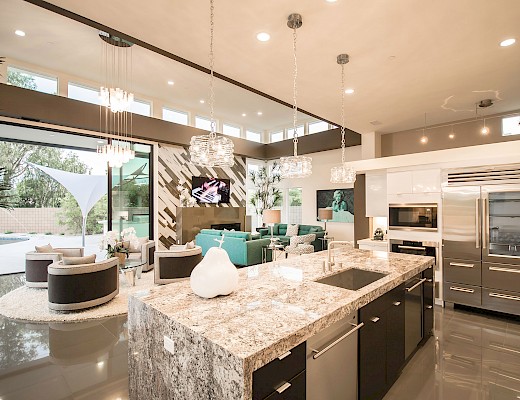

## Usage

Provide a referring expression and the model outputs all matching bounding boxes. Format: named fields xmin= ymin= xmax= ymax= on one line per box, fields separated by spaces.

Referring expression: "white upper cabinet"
xmin=366 ymin=172 xmax=387 ymax=217
xmin=387 ymin=171 xmax=413 ymax=195
xmin=387 ymin=169 xmax=440 ymax=195
xmin=411 ymin=169 xmax=441 ymax=193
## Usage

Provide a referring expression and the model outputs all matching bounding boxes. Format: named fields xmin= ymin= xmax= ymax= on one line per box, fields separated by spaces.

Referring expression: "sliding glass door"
xmin=110 ymin=142 xmax=152 ymax=240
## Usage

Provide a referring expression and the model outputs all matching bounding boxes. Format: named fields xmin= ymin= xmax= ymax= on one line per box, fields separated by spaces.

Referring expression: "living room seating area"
xmin=258 ymin=223 xmax=325 ymax=252
xmin=195 ymin=229 xmax=272 ymax=267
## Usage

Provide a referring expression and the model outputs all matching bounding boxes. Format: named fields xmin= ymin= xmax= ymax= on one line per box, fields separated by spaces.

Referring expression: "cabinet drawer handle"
xmin=392 ymin=301 xmax=401 ymax=306
xmin=426 ymin=279 xmax=433 ymax=282
xmin=489 ymin=341 xmax=520 ymax=355
xmin=490 ymin=367 xmax=520 ymax=382
xmin=370 ymin=317 xmax=380 ymax=323
xmin=311 ymin=322 xmax=365 ymax=359
xmin=277 ymin=351 xmax=291 ymax=361
xmin=448 ymin=354 xmax=475 ymax=366
xmin=489 ymin=292 xmax=520 ymax=302
xmin=398 ymin=245 xmax=426 ymax=251
xmin=406 ymin=278 xmax=427 ymax=292
xmin=489 ymin=266 xmax=520 ymax=274
xmin=449 ymin=262 xmax=475 ymax=268
xmin=449 ymin=286 xmax=475 ymax=293
xmin=276 ymin=382 xmax=291 ymax=394
xmin=425 ymin=305 xmax=433 ymax=309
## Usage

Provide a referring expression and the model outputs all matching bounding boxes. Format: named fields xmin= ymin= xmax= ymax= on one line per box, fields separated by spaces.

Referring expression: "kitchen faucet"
xmin=326 ymin=241 xmax=353 ymax=271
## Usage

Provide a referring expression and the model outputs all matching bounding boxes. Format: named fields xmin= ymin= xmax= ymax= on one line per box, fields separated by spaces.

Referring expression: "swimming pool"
xmin=0 ymin=236 xmax=29 ymax=245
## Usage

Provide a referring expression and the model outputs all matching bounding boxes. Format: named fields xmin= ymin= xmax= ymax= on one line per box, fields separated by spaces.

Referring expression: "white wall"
xmin=278 ymin=145 xmax=362 ymax=241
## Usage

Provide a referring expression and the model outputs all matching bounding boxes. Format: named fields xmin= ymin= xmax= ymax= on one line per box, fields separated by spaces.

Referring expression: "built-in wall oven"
xmin=389 ymin=204 xmax=438 ymax=231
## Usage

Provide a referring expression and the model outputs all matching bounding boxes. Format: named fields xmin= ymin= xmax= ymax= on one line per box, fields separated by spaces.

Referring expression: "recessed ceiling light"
xmin=199 ymin=99 xmax=205 ymax=104
xmin=15 ymin=30 xmax=25 ymax=37
xmin=420 ymin=136 xmax=428 ymax=144
xmin=500 ymin=38 xmax=516 ymax=47
xmin=345 ymin=88 xmax=355 ymax=94
xmin=257 ymin=111 xmax=263 ymax=116
xmin=167 ymin=81 xmax=174 ymax=86
xmin=449 ymin=133 xmax=455 ymax=139
xmin=256 ymin=32 xmax=270 ymax=42
xmin=242 ymin=113 xmax=246 ymax=117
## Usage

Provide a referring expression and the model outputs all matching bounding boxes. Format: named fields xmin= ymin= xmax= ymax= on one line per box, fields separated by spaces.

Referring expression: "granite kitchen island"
xmin=128 ymin=246 xmax=434 ymax=400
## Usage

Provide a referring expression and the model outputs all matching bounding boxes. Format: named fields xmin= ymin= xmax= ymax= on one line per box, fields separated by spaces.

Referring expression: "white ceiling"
xmin=3 ymin=0 xmax=520 ymax=135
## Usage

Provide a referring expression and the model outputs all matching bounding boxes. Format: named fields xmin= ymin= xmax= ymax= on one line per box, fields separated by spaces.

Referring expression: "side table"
xmin=319 ymin=236 xmax=334 ymax=251
xmin=262 ymin=244 xmax=285 ymax=263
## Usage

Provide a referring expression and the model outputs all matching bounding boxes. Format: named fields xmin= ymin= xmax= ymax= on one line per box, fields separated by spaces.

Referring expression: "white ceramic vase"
xmin=190 ymin=247 xmax=239 ymax=299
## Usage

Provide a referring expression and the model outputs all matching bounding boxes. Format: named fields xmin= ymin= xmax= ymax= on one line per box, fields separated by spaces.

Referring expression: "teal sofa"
xmin=195 ymin=229 xmax=272 ymax=267
xmin=258 ymin=223 xmax=325 ymax=252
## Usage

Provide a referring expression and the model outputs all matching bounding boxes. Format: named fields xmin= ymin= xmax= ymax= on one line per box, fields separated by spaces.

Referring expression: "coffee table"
xmin=120 ymin=259 xmax=145 ymax=286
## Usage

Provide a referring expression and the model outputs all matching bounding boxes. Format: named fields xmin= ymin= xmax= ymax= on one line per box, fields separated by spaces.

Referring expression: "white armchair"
xmin=126 ymin=238 xmax=155 ymax=271
xmin=285 ymin=234 xmax=316 ymax=256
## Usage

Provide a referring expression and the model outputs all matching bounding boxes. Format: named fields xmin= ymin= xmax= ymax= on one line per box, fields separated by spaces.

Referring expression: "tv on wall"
xmin=191 ymin=176 xmax=231 ymax=204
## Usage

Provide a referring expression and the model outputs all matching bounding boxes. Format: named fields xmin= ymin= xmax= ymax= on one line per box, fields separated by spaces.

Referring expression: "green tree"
xmin=249 ymin=162 xmax=282 ymax=216
xmin=57 ymin=193 xmax=107 ymax=234
xmin=288 ymin=188 xmax=302 ymax=206
xmin=7 ymin=70 xmax=37 ymax=90
xmin=0 ymin=167 xmax=13 ymax=209
xmin=123 ymin=181 xmax=150 ymax=207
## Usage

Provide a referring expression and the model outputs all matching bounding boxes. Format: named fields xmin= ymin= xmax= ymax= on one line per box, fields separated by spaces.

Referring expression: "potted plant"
xmin=249 ymin=162 xmax=282 ymax=226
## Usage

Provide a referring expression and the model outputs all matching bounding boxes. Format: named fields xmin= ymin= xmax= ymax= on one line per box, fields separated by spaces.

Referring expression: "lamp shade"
xmin=263 ymin=209 xmax=281 ymax=224
xmin=318 ymin=208 xmax=333 ymax=221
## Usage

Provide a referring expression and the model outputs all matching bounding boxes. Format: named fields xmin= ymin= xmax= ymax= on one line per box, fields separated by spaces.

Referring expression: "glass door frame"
xmin=107 ymin=138 xmax=154 ymax=240
xmin=482 ymin=184 xmax=520 ymax=265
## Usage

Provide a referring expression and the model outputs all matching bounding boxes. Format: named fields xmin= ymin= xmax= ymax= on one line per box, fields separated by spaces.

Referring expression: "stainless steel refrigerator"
xmin=443 ymin=175 xmax=520 ymax=314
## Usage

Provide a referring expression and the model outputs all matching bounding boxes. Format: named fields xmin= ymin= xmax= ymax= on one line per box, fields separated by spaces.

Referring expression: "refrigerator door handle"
xmin=482 ymin=197 xmax=488 ymax=250
xmin=476 ymin=198 xmax=481 ymax=249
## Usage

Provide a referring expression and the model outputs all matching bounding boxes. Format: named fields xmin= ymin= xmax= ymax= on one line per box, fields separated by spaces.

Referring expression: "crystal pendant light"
xmin=97 ymin=31 xmax=135 ymax=168
xmin=189 ymin=0 xmax=234 ymax=168
xmin=330 ymin=54 xmax=356 ymax=184
xmin=279 ymin=13 xmax=312 ymax=179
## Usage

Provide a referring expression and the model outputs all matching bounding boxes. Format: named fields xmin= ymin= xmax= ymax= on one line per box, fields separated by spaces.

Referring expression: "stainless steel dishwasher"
xmin=306 ymin=312 xmax=362 ymax=400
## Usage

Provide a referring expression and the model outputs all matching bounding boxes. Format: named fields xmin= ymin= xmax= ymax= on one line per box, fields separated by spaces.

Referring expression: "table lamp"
xmin=318 ymin=208 xmax=333 ymax=239
xmin=263 ymin=209 xmax=281 ymax=247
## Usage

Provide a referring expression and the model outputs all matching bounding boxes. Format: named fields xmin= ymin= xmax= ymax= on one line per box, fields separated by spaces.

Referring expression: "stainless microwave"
xmin=389 ymin=203 xmax=438 ymax=231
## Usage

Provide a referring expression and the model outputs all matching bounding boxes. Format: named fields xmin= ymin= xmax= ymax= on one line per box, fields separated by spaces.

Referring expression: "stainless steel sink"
xmin=317 ymin=268 xmax=388 ymax=291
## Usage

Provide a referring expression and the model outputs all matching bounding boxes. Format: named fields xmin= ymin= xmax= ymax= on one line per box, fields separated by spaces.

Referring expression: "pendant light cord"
xmin=340 ymin=63 xmax=346 ymax=164
xmin=292 ymin=26 xmax=298 ymax=157
xmin=209 ymin=0 xmax=216 ymax=140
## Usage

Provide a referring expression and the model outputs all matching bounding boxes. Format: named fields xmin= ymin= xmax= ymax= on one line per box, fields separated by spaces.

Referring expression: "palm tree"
xmin=0 ymin=167 xmax=13 ymax=209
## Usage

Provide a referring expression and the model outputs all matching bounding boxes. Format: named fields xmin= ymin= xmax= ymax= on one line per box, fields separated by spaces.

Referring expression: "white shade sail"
xmin=28 ymin=162 xmax=107 ymax=245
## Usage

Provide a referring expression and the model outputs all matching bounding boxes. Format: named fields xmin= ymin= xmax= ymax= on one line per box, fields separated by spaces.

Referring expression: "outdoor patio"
xmin=0 ymin=233 xmax=105 ymax=275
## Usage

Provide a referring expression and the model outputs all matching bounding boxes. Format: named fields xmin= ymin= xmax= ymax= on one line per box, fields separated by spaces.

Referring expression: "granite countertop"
xmin=357 ymin=237 xmax=388 ymax=243
xmin=131 ymin=245 xmax=434 ymax=375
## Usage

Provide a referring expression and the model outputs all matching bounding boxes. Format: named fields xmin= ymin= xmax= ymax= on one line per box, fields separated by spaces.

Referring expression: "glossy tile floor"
xmin=0 ymin=274 xmax=129 ymax=400
xmin=1 ymin=273 xmax=519 ymax=400
xmin=384 ymin=305 xmax=520 ymax=400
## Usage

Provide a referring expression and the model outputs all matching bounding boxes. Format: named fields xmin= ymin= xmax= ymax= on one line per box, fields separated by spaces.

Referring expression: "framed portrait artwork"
xmin=316 ymin=189 xmax=354 ymax=223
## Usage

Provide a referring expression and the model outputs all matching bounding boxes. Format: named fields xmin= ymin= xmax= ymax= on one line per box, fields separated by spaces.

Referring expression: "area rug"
xmin=0 ymin=270 xmax=155 ymax=323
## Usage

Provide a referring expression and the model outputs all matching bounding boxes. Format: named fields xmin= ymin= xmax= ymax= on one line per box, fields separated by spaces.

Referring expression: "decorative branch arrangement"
xmin=248 ymin=162 xmax=282 ymax=217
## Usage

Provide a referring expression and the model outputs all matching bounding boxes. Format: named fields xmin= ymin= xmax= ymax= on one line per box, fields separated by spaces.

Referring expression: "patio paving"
xmin=0 ymin=233 xmax=106 ymax=275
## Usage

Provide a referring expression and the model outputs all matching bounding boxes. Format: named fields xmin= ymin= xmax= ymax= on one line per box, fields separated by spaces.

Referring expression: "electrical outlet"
xmin=164 ymin=336 xmax=175 ymax=354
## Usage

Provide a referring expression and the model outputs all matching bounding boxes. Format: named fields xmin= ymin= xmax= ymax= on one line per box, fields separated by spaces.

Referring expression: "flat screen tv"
xmin=191 ymin=176 xmax=231 ymax=204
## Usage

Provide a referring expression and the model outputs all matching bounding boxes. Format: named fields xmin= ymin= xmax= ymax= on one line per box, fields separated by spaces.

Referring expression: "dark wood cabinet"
xmin=359 ymin=283 xmax=405 ymax=400
xmin=386 ymin=289 xmax=405 ymax=386
xmin=252 ymin=342 xmax=306 ymax=400
xmin=423 ymin=266 xmax=434 ymax=339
